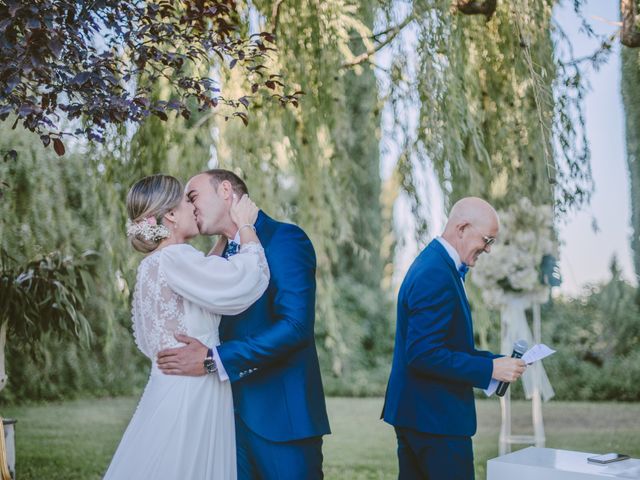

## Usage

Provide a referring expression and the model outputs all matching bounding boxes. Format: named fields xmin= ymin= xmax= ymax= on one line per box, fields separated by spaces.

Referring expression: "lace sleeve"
xmin=131 ymin=254 xmax=187 ymax=360
xmin=236 ymin=241 xmax=269 ymax=286
xmin=160 ymin=243 xmax=270 ymax=316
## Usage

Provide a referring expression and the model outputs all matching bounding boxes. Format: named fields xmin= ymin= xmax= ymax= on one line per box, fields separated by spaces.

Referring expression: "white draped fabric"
xmin=499 ymin=294 xmax=555 ymax=402
xmin=103 ymin=242 xmax=269 ymax=480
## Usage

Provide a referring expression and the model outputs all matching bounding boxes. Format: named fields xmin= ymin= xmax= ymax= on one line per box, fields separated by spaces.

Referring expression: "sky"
xmin=382 ymin=1 xmax=637 ymax=297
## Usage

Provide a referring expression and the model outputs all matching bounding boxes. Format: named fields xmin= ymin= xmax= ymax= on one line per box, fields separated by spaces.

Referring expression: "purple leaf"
xmin=53 ymin=138 xmax=65 ymax=156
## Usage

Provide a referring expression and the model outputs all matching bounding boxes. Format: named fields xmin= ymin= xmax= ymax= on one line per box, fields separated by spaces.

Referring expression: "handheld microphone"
xmin=496 ymin=339 xmax=528 ymax=397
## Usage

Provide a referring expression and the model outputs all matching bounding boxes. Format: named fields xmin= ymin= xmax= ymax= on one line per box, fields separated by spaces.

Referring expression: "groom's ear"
xmin=219 ymin=180 xmax=234 ymax=201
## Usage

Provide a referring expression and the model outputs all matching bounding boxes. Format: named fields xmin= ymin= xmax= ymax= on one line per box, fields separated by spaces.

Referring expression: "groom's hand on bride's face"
xmin=157 ymin=333 xmax=208 ymax=376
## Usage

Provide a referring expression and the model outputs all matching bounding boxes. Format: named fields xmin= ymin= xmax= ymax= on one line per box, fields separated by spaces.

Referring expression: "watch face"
xmin=204 ymin=358 xmax=216 ymax=374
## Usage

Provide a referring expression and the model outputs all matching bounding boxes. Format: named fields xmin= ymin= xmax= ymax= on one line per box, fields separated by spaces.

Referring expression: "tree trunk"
xmin=621 ymin=0 xmax=640 ymax=48
xmin=621 ymin=47 xmax=640 ymax=302
xmin=0 ymin=321 xmax=7 ymax=394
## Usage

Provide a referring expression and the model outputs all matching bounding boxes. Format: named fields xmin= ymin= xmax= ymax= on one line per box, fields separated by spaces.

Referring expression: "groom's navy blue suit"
xmin=382 ymin=239 xmax=498 ymax=479
xmin=218 ymin=211 xmax=330 ymax=479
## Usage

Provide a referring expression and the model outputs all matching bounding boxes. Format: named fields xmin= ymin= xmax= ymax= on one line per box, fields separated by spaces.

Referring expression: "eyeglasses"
xmin=469 ymin=224 xmax=496 ymax=247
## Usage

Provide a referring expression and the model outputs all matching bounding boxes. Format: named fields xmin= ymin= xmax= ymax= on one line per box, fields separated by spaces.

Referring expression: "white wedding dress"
xmin=103 ymin=242 xmax=269 ymax=480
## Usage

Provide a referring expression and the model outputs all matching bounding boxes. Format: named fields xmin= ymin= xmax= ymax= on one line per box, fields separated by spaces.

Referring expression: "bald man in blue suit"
xmin=382 ymin=197 xmax=526 ymax=479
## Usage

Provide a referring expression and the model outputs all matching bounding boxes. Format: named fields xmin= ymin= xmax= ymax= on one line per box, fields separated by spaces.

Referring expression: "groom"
xmin=382 ymin=197 xmax=526 ymax=479
xmin=157 ymin=169 xmax=330 ymax=479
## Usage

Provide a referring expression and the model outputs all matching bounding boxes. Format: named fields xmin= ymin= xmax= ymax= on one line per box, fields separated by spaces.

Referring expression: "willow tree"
xmin=0 ymin=79 xmax=225 ymax=401
xmin=193 ymin=0 xmax=393 ymax=394
xmin=384 ymin=1 xmax=592 ymax=217
xmin=621 ymin=41 xmax=640 ymax=301
xmin=0 ymin=0 xmax=299 ymax=401
xmin=0 ymin=122 xmax=149 ymax=401
xmin=367 ymin=0 xmax=594 ymax=347
xmin=2 ymin=0 xmax=393 ymax=397
xmin=0 ymin=0 xmax=603 ymax=401
xmin=206 ymin=0 xmax=595 ymax=381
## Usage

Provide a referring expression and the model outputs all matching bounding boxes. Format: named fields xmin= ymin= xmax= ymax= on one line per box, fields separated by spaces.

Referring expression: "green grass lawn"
xmin=2 ymin=397 xmax=639 ymax=479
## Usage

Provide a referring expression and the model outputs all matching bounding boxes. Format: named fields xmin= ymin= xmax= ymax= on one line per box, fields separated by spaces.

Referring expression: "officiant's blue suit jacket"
xmin=382 ymin=239 xmax=497 ymax=437
xmin=218 ymin=211 xmax=331 ymax=442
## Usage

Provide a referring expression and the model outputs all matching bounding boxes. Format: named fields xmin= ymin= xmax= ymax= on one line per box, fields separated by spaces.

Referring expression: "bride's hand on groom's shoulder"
xmin=230 ymin=194 xmax=258 ymax=227
xmin=157 ymin=333 xmax=208 ymax=376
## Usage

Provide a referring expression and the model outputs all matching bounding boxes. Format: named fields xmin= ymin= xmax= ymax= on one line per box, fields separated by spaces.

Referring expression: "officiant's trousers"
xmin=395 ymin=427 xmax=474 ymax=480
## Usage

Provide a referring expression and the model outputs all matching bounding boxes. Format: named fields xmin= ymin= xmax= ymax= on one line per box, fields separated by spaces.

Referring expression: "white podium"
xmin=487 ymin=447 xmax=640 ymax=479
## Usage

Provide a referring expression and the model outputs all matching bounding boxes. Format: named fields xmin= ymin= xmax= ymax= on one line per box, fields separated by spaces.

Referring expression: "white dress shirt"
xmin=211 ymin=230 xmax=242 ymax=382
xmin=436 ymin=236 xmax=463 ymax=270
xmin=435 ymin=236 xmax=467 ymax=292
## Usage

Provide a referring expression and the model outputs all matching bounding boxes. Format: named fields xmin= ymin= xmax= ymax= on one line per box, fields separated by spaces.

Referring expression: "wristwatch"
xmin=203 ymin=348 xmax=218 ymax=374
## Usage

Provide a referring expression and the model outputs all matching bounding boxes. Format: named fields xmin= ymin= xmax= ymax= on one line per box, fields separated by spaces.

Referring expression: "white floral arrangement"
xmin=471 ymin=197 xmax=555 ymax=308
xmin=126 ymin=216 xmax=171 ymax=242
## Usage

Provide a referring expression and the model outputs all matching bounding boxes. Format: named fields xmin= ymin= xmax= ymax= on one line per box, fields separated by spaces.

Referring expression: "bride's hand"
xmin=230 ymin=194 xmax=258 ymax=228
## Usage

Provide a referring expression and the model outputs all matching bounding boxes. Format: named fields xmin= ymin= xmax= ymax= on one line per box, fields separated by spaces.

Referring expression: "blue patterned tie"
xmin=458 ymin=263 xmax=469 ymax=282
xmin=224 ymin=240 xmax=240 ymax=259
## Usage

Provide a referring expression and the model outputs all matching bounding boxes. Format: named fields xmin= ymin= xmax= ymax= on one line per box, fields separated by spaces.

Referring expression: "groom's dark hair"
xmin=205 ymin=169 xmax=249 ymax=196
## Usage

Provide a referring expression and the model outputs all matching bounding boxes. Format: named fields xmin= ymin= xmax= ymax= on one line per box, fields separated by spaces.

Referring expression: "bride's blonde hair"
xmin=126 ymin=175 xmax=183 ymax=253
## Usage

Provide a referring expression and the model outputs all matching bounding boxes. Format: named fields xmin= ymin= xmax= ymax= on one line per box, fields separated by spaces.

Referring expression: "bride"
xmin=103 ymin=174 xmax=269 ymax=480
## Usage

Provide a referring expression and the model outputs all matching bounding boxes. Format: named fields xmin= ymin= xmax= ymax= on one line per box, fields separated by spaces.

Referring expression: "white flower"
xmin=471 ymin=199 xmax=556 ymax=308
xmin=126 ymin=218 xmax=171 ymax=242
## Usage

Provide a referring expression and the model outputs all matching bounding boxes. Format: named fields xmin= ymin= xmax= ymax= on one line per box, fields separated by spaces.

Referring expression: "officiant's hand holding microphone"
xmin=492 ymin=343 xmax=527 ymax=394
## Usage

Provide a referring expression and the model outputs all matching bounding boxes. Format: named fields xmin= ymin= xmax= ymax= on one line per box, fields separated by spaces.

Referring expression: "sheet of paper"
xmin=522 ymin=343 xmax=555 ymax=365
xmin=483 ymin=344 xmax=556 ymax=396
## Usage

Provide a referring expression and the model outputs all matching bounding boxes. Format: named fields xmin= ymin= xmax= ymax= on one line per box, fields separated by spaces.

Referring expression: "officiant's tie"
xmin=225 ymin=240 xmax=240 ymax=259
xmin=458 ymin=263 xmax=469 ymax=281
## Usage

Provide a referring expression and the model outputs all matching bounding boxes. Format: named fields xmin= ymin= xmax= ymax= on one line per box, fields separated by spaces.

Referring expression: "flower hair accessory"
xmin=126 ymin=216 xmax=171 ymax=242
